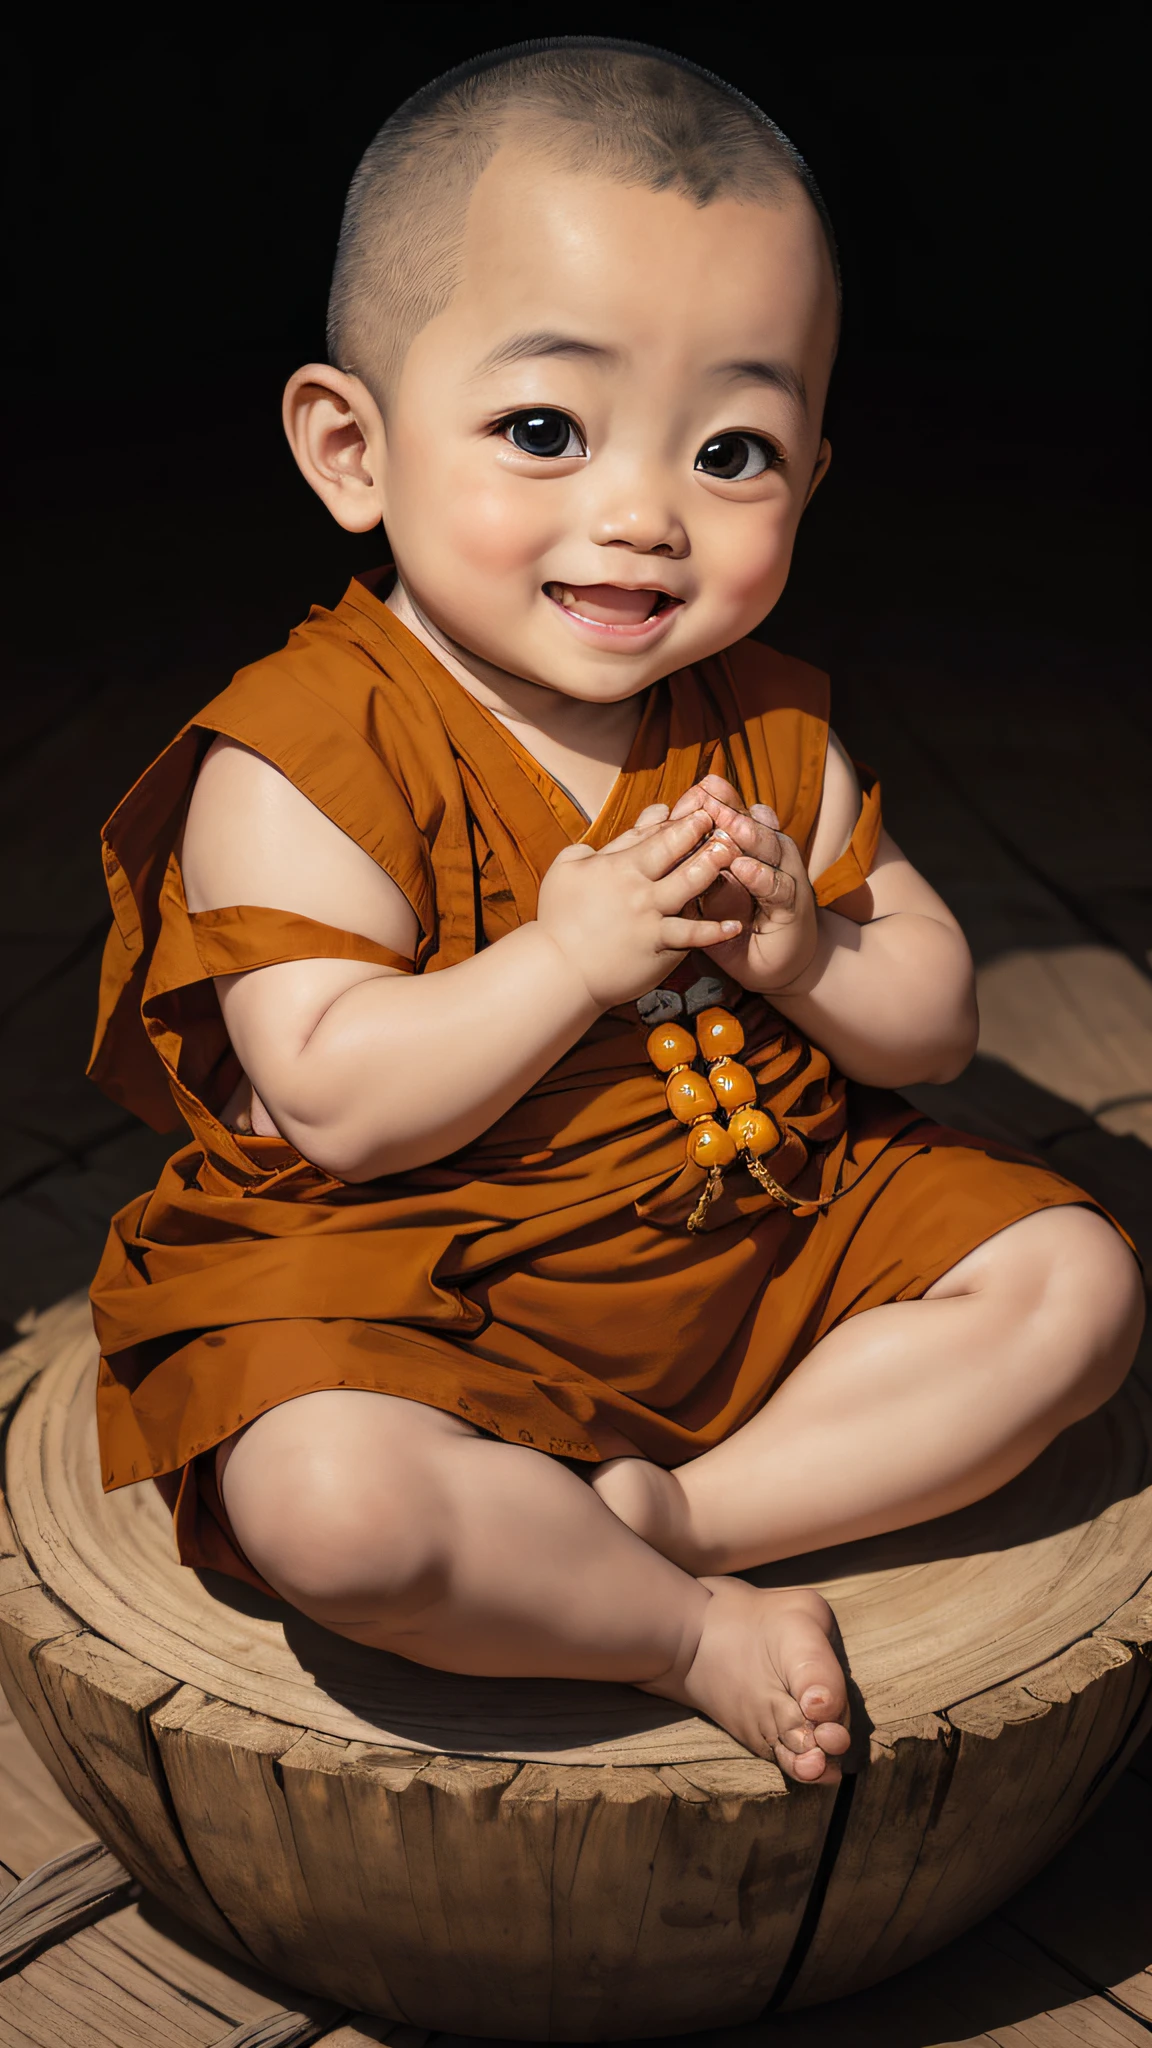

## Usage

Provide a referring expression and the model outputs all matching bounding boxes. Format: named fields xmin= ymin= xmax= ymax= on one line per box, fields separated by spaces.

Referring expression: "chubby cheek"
xmin=447 ymin=475 xmax=557 ymax=583
xmin=390 ymin=445 xmax=556 ymax=595
xmin=697 ymin=498 xmax=798 ymax=631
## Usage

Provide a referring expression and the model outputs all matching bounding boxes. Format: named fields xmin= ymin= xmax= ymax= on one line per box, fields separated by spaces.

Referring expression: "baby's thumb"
xmin=751 ymin=803 xmax=781 ymax=829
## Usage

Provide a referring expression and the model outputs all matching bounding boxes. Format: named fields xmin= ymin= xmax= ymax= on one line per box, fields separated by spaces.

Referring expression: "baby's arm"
xmin=674 ymin=746 xmax=978 ymax=1089
xmin=181 ymin=739 xmax=741 ymax=1181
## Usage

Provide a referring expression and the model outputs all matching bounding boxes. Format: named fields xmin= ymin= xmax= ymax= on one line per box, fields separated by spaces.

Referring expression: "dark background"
xmin=1 ymin=11 xmax=1147 ymax=1333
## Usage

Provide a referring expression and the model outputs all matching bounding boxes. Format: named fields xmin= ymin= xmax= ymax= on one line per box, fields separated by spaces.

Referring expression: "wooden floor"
xmin=0 ymin=439 xmax=1149 ymax=2039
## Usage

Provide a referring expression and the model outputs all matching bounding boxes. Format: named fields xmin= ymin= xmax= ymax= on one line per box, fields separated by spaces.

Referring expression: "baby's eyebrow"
xmin=711 ymin=359 xmax=808 ymax=414
xmin=473 ymin=330 xmax=619 ymax=377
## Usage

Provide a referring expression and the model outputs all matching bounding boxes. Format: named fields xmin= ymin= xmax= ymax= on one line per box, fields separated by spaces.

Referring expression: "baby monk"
xmin=90 ymin=40 xmax=1142 ymax=1784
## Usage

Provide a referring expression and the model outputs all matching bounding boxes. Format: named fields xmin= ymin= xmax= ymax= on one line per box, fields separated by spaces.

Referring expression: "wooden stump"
xmin=1 ymin=1298 xmax=1150 ymax=2041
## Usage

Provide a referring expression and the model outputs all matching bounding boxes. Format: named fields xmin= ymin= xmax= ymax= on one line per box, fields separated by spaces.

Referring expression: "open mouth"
xmin=543 ymin=581 xmax=682 ymax=629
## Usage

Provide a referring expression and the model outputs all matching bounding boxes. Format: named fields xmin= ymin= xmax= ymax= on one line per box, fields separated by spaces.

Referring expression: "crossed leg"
xmin=217 ymin=1204 xmax=1141 ymax=1786
xmin=217 ymin=1387 xmax=850 ymax=1781
xmin=591 ymin=1206 xmax=1144 ymax=1572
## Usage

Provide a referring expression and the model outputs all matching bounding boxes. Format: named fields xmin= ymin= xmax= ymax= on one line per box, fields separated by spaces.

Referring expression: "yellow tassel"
xmin=744 ymin=1151 xmax=863 ymax=1216
xmin=687 ymin=1165 xmax=724 ymax=1233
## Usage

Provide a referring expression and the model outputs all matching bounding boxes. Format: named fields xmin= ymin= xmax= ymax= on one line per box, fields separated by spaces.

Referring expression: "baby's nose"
xmin=592 ymin=500 xmax=688 ymax=558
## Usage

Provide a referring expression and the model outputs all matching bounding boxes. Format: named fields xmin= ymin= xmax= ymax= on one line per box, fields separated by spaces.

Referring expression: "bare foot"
xmin=639 ymin=1577 xmax=850 ymax=1784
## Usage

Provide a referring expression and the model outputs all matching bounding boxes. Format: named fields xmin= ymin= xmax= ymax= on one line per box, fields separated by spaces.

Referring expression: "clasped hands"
xmin=538 ymin=773 xmax=819 ymax=1011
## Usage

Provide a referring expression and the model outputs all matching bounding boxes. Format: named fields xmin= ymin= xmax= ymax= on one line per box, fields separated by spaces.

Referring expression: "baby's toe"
xmin=773 ymin=1709 xmax=818 ymax=1756
xmin=774 ymin=1737 xmax=839 ymax=1785
xmin=777 ymin=1600 xmax=848 ymax=1727
xmin=765 ymin=1694 xmax=842 ymax=1786
xmin=812 ymin=1717 xmax=852 ymax=1756
xmin=798 ymin=1677 xmax=844 ymax=1720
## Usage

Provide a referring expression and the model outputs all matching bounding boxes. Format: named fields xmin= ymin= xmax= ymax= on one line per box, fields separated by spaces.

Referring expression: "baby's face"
xmin=376 ymin=147 xmax=838 ymax=700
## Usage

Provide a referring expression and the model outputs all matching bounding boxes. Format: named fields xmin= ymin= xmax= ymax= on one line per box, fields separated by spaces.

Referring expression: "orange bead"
xmin=709 ymin=1059 xmax=757 ymax=1112
xmin=686 ymin=1118 xmax=738 ymax=1169
xmin=646 ymin=1022 xmax=697 ymax=1074
xmin=696 ymin=1006 xmax=745 ymax=1059
xmin=665 ymin=1068 xmax=718 ymax=1124
xmin=728 ymin=1106 xmax=779 ymax=1157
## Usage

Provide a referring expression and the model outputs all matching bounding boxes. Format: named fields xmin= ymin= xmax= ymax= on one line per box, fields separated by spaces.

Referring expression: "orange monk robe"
xmin=88 ymin=573 xmax=1099 ymax=1592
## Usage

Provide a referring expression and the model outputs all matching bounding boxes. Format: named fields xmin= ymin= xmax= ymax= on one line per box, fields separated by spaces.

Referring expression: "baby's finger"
xmin=707 ymin=804 xmax=783 ymax=870
xmin=653 ymin=835 xmax=738 ymax=911
xmin=730 ymin=854 xmax=797 ymax=912
xmin=662 ymin=913 xmax=743 ymax=952
xmin=697 ymin=773 xmax=745 ymax=809
xmin=668 ymin=782 xmax=712 ymax=822
xmin=630 ymin=809 xmax=716 ymax=878
xmin=598 ymin=804 xmax=671 ymax=854
xmin=623 ymin=803 xmax=672 ymax=839
xmin=669 ymin=773 xmax=743 ymax=823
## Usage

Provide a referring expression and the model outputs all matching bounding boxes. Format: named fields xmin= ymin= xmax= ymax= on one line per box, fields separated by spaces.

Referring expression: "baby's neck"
xmin=387 ymin=579 xmax=643 ymax=825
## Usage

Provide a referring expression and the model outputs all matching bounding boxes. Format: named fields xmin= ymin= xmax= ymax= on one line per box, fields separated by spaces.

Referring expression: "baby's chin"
xmin=504 ymin=624 xmax=690 ymax=701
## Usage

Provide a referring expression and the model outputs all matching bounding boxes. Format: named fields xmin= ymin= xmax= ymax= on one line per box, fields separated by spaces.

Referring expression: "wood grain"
xmin=632 ymin=1759 xmax=822 ymax=2033
xmin=0 ymin=1897 xmax=339 ymax=2048
xmin=273 ymin=1733 xmax=432 ymax=2019
xmin=0 ymin=1586 xmax=87 ymax=1820
xmin=0 ymin=1688 xmax=93 ymax=1884
xmin=150 ymin=1690 xmax=325 ymax=1990
xmin=29 ymin=1632 xmax=249 ymax=1959
xmin=0 ymin=1843 xmax=133 ymax=1977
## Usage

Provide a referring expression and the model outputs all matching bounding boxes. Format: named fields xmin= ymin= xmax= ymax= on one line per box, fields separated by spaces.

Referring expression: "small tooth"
xmin=560 ymin=586 xmax=577 ymax=607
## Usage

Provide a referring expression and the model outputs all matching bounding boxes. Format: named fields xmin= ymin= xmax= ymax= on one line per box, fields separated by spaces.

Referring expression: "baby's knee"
xmin=1065 ymin=1214 xmax=1144 ymax=1402
xmin=1023 ymin=1208 xmax=1144 ymax=1414
xmin=219 ymin=1412 xmax=449 ymax=1621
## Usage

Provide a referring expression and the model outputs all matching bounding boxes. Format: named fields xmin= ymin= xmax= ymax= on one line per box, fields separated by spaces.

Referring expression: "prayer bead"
xmin=665 ymin=1069 xmax=718 ymax=1123
xmin=642 ymin=991 xmax=812 ymax=1228
xmin=687 ymin=1118 xmax=738 ymax=1169
xmin=646 ymin=1022 xmax=697 ymax=1074
xmin=709 ymin=1059 xmax=757 ymax=1112
xmin=695 ymin=1006 xmax=744 ymax=1059
xmin=727 ymin=1106 xmax=779 ymax=1157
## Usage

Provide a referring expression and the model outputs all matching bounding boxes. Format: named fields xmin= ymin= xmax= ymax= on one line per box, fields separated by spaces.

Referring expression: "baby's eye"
xmin=694 ymin=433 xmax=780 ymax=481
xmin=502 ymin=410 xmax=587 ymax=459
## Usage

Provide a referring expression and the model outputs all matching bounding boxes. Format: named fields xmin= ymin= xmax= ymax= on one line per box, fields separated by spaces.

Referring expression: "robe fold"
xmin=89 ymin=571 xmax=1098 ymax=1593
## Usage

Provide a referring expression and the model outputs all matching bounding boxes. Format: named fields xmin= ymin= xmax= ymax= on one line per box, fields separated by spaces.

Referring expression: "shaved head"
xmin=327 ymin=37 xmax=839 ymax=404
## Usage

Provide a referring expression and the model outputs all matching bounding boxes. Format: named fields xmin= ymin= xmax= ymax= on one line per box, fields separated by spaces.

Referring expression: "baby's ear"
xmin=804 ymin=437 xmax=832 ymax=508
xmin=282 ymin=365 xmax=385 ymax=533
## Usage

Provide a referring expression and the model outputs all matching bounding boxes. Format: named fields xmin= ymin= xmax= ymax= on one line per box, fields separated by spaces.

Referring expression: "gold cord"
xmin=687 ymin=1166 xmax=724 ymax=1233
xmin=744 ymin=1154 xmax=802 ymax=1206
